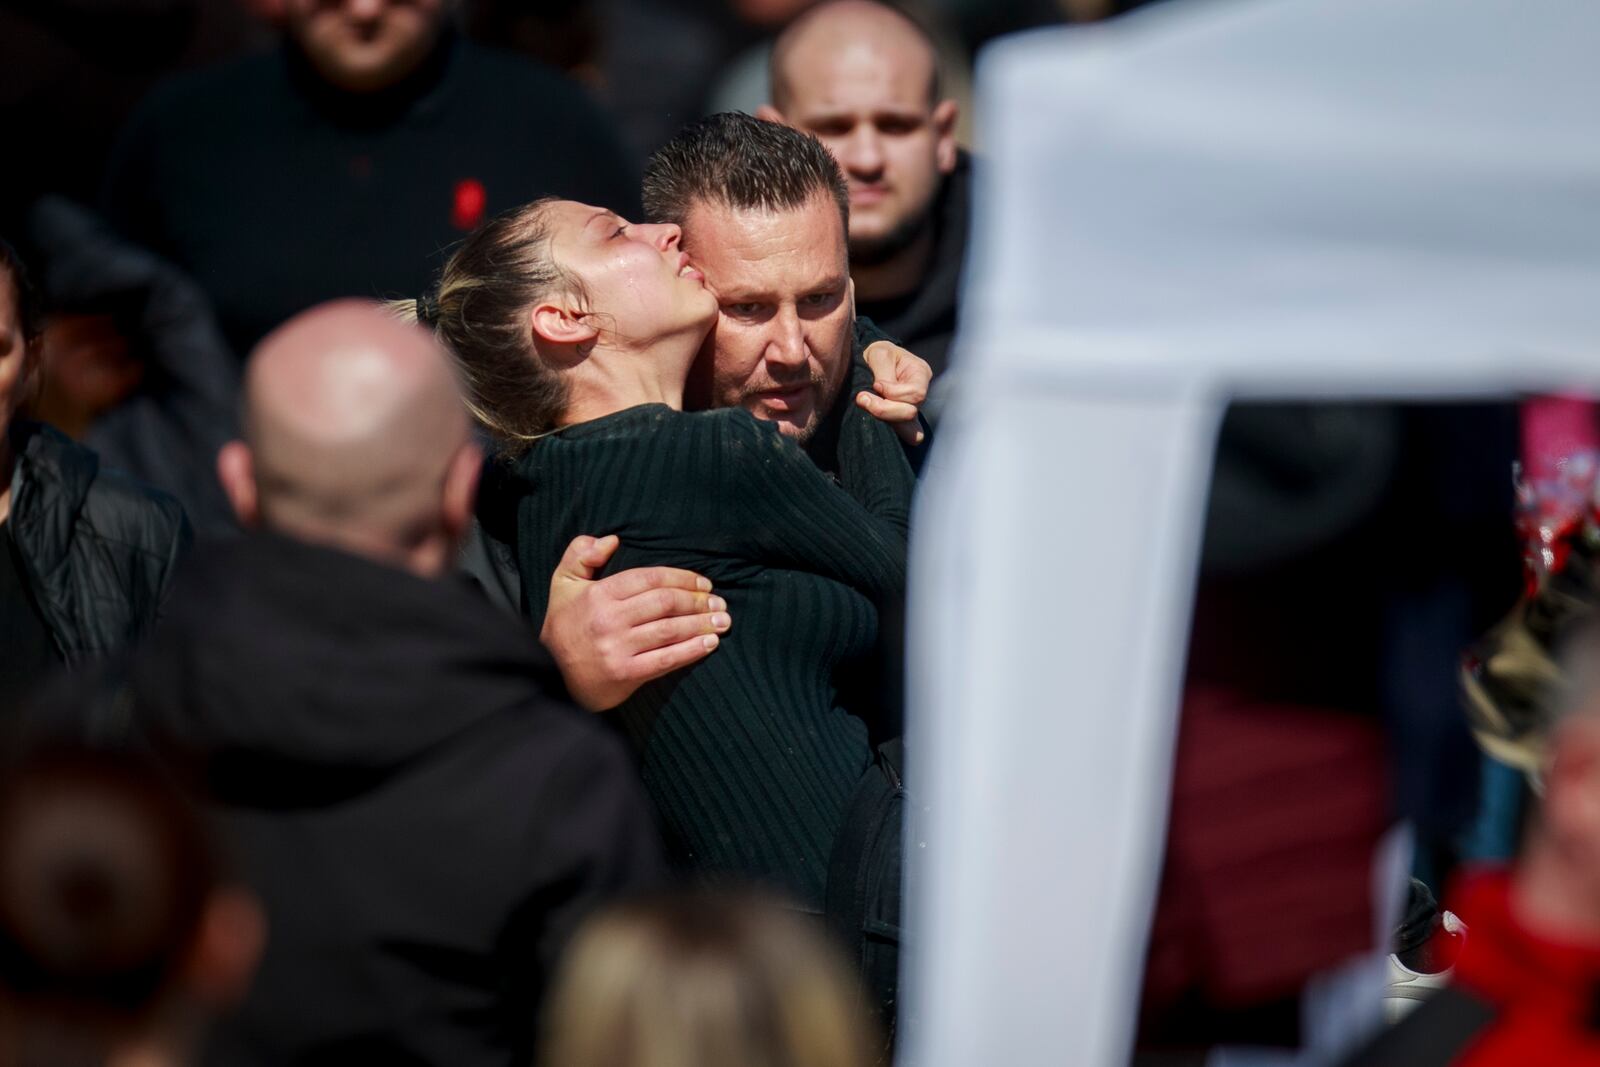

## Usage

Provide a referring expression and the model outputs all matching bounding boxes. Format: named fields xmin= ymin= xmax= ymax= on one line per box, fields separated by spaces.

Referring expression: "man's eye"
xmin=727 ymin=303 xmax=764 ymax=316
xmin=802 ymin=292 xmax=834 ymax=307
xmin=611 ymin=225 xmax=627 ymax=239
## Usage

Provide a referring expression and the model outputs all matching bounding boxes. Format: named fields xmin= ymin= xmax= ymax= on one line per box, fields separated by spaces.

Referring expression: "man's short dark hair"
xmin=0 ymin=237 xmax=43 ymax=343
xmin=643 ymin=113 xmax=849 ymax=233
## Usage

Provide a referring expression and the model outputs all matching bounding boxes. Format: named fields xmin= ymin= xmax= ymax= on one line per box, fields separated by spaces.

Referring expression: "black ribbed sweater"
xmin=516 ymin=400 xmax=912 ymax=909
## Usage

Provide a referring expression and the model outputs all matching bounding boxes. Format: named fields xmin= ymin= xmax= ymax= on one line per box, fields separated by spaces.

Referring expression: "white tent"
xmin=904 ymin=0 xmax=1600 ymax=1063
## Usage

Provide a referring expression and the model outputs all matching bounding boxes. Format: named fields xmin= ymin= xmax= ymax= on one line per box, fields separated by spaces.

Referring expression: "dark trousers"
xmin=827 ymin=739 xmax=907 ymax=1043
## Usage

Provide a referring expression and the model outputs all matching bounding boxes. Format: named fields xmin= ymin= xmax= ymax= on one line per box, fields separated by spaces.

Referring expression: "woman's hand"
xmin=855 ymin=340 xmax=930 ymax=446
xmin=541 ymin=534 xmax=732 ymax=711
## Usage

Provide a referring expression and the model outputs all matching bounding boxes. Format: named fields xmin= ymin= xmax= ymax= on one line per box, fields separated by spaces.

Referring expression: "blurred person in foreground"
xmin=757 ymin=0 xmax=969 ymax=406
xmin=0 ymin=238 xmax=188 ymax=711
xmin=1342 ymin=638 xmax=1600 ymax=1067
xmin=103 ymin=0 xmax=640 ymax=358
xmin=0 ymin=746 xmax=264 ymax=1067
xmin=30 ymin=301 xmax=662 ymax=1067
xmin=541 ymin=890 xmax=879 ymax=1067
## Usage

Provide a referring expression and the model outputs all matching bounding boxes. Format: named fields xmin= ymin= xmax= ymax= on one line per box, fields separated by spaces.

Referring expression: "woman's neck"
xmin=559 ymin=335 xmax=697 ymax=426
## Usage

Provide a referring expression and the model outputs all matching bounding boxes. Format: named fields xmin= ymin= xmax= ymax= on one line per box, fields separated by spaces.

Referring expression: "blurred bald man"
xmin=216 ymin=297 xmax=482 ymax=575
xmin=758 ymin=0 xmax=970 ymax=406
xmin=43 ymin=301 xmax=662 ymax=1067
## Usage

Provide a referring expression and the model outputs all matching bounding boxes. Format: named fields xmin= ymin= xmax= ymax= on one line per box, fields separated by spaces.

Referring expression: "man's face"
xmin=772 ymin=43 xmax=957 ymax=261
xmin=681 ymin=194 xmax=853 ymax=441
xmin=283 ymin=0 xmax=446 ymax=94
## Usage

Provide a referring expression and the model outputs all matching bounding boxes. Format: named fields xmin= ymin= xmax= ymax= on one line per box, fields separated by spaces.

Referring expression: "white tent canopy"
xmin=905 ymin=0 xmax=1600 ymax=1063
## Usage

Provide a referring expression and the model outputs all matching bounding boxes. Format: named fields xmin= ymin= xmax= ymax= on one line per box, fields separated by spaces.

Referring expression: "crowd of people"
xmin=1 ymin=0 xmax=969 ymax=1063
xmin=0 ymin=1 xmax=1594 ymax=1066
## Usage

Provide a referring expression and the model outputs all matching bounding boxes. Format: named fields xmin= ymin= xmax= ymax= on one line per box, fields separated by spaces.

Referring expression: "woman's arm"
xmin=721 ymin=412 xmax=907 ymax=601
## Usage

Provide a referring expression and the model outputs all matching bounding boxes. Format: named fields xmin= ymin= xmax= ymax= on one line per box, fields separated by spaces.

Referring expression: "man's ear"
xmin=216 ymin=440 xmax=259 ymax=528
xmin=933 ymin=98 xmax=959 ymax=174
xmin=184 ymin=888 xmax=266 ymax=1007
xmin=530 ymin=301 xmax=599 ymax=348
xmin=755 ymin=104 xmax=786 ymax=125
xmin=441 ymin=439 xmax=483 ymax=542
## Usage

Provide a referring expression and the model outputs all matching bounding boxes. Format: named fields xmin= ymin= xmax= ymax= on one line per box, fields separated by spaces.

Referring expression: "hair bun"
xmin=415 ymin=292 xmax=440 ymax=328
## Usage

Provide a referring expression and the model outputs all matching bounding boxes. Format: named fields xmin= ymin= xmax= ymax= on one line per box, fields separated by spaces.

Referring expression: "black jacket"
xmin=7 ymin=420 xmax=188 ymax=662
xmin=56 ymin=533 xmax=662 ymax=1067
xmin=103 ymin=30 xmax=641 ymax=357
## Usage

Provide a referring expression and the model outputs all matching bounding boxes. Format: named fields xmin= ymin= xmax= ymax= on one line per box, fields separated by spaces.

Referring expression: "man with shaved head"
xmin=758 ymin=0 xmax=970 ymax=396
xmin=216 ymin=298 xmax=482 ymax=576
xmin=41 ymin=300 xmax=662 ymax=1067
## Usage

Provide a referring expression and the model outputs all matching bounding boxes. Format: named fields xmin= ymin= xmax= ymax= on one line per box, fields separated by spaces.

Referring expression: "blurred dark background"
xmin=0 ymin=0 xmax=1166 ymax=233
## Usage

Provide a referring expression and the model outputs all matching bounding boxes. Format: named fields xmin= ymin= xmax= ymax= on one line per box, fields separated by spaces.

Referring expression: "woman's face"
xmin=0 ymin=266 xmax=34 ymax=436
xmin=544 ymin=201 xmax=717 ymax=347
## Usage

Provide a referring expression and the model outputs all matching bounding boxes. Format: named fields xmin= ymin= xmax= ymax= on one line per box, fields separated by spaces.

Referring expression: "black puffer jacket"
xmin=7 ymin=421 xmax=189 ymax=661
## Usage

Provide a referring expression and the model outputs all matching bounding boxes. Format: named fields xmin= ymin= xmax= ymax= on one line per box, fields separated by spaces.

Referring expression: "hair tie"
xmin=416 ymin=291 xmax=440 ymax=328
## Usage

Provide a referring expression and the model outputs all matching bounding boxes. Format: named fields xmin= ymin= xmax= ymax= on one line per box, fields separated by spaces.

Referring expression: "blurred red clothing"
xmin=1343 ymin=871 xmax=1600 ymax=1066
xmin=1141 ymin=685 xmax=1390 ymax=1043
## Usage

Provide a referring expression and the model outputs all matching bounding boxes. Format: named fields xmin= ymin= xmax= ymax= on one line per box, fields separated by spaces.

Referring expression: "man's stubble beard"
xmin=848 ymin=200 xmax=935 ymax=267
xmin=737 ymin=364 xmax=836 ymax=444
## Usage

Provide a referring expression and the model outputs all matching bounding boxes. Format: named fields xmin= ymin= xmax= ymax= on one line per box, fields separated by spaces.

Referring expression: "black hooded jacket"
xmin=57 ymin=533 xmax=662 ymax=1067
xmin=6 ymin=420 xmax=188 ymax=663
xmin=856 ymin=150 xmax=971 ymax=415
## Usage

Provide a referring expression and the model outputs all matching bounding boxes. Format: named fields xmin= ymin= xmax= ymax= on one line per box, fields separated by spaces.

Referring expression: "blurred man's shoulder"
xmin=123 ymin=50 xmax=289 ymax=134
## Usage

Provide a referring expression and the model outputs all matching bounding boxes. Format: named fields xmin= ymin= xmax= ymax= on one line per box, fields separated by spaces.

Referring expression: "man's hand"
xmin=855 ymin=340 xmax=930 ymax=446
xmin=541 ymin=534 xmax=731 ymax=712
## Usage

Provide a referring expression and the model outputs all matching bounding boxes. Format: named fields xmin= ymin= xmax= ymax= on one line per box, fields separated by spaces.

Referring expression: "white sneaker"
xmin=1382 ymin=911 xmax=1466 ymax=1023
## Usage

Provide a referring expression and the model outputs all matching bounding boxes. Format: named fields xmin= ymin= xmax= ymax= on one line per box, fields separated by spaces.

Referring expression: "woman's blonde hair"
xmin=541 ymin=891 xmax=880 ymax=1067
xmin=390 ymin=197 xmax=582 ymax=453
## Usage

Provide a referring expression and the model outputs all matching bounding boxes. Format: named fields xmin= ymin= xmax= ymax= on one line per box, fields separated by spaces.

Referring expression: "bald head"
xmin=760 ymin=0 xmax=959 ymax=262
xmin=220 ymin=300 xmax=481 ymax=575
xmin=771 ymin=1 xmax=938 ymax=112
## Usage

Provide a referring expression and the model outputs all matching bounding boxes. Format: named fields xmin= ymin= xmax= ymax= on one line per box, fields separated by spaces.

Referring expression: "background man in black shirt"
xmin=758 ymin=0 xmax=970 ymax=404
xmin=102 ymin=0 xmax=640 ymax=358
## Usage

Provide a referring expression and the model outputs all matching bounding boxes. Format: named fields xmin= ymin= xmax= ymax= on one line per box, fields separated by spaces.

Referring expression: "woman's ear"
xmin=531 ymin=301 xmax=599 ymax=348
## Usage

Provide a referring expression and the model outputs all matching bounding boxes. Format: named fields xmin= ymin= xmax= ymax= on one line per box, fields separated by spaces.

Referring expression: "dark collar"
xmin=282 ymin=24 xmax=461 ymax=129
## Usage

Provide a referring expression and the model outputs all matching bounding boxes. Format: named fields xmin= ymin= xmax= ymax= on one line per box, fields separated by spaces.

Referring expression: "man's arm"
xmin=541 ymin=535 xmax=731 ymax=711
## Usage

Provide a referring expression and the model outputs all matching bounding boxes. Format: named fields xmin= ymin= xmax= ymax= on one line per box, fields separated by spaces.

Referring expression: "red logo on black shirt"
xmin=452 ymin=179 xmax=486 ymax=231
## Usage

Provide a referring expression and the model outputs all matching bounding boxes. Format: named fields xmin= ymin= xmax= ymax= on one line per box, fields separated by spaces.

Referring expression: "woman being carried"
xmin=412 ymin=194 xmax=911 ymax=943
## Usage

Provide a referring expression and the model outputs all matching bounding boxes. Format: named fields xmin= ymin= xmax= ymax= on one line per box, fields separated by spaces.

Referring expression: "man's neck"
xmin=1510 ymin=835 xmax=1600 ymax=946
xmin=851 ymin=227 xmax=935 ymax=305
